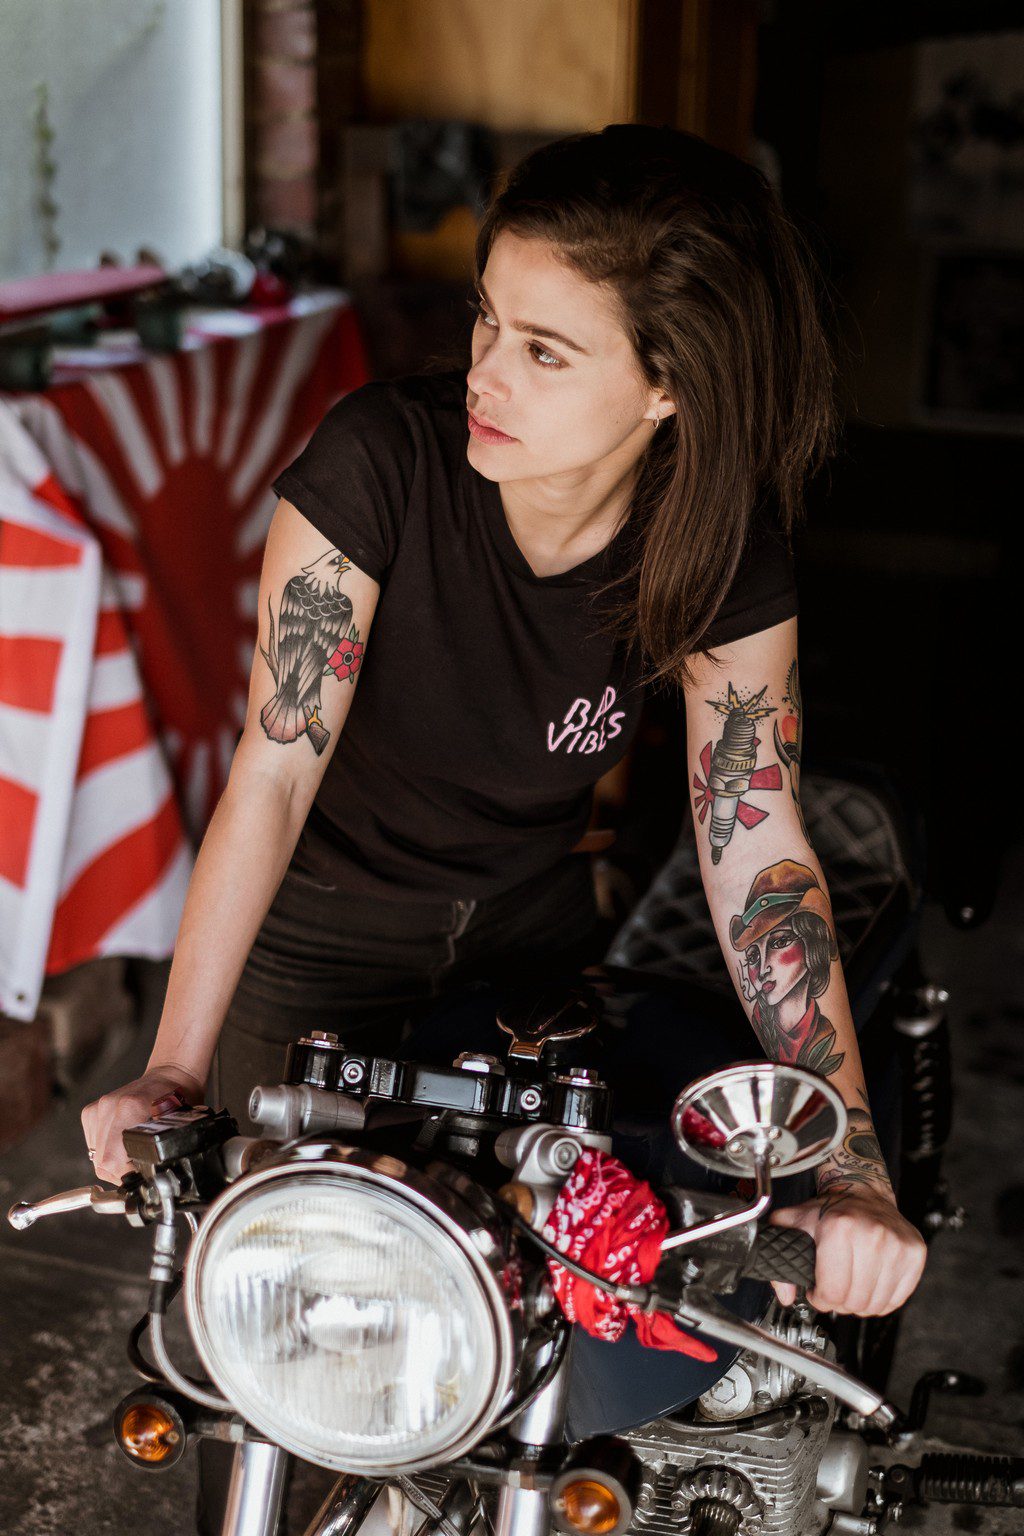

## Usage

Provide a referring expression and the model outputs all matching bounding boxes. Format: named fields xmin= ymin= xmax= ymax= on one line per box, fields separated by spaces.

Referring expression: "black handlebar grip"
xmin=742 ymin=1226 xmax=817 ymax=1288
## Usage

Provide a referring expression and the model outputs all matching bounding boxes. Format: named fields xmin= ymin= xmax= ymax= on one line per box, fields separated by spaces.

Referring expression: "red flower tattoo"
xmin=327 ymin=636 xmax=363 ymax=682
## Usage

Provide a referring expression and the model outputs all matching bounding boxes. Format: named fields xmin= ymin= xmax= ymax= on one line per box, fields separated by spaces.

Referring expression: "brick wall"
xmin=244 ymin=0 xmax=363 ymax=270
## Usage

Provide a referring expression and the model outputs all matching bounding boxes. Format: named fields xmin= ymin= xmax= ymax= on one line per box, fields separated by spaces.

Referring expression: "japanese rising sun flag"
xmin=0 ymin=403 xmax=190 ymax=1021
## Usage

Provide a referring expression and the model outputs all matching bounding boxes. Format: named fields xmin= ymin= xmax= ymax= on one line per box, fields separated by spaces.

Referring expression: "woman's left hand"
xmin=767 ymin=1190 xmax=927 ymax=1315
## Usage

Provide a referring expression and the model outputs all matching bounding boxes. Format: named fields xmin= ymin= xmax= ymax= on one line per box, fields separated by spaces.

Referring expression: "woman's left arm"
xmin=682 ymin=615 xmax=926 ymax=1317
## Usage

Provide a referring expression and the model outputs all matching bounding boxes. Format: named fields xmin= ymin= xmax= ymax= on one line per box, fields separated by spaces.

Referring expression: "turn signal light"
xmin=551 ymin=1436 xmax=638 ymax=1536
xmin=554 ymin=1479 xmax=621 ymax=1535
xmin=120 ymin=1403 xmax=180 ymax=1462
xmin=113 ymin=1392 xmax=188 ymax=1470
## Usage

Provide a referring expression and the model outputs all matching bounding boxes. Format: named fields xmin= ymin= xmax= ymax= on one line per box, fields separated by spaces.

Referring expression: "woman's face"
xmin=743 ymin=926 xmax=808 ymax=1007
xmin=465 ymin=229 xmax=673 ymax=484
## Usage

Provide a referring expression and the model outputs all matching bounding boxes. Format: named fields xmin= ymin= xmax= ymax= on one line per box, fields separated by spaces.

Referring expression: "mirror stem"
xmin=660 ymin=1149 xmax=772 ymax=1253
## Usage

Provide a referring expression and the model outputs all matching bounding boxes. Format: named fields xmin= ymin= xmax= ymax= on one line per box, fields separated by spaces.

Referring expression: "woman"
xmin=84 ymin=125 xmax=924 ymax=1329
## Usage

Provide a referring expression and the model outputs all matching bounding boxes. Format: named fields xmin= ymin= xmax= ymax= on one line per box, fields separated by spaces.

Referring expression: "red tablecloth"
xmin=0 ymin=291 xmax=369 ymax=1019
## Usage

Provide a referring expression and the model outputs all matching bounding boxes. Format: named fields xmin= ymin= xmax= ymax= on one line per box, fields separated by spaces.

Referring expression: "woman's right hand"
xmin=81 ymin=1065 xmax=204 ymax=1186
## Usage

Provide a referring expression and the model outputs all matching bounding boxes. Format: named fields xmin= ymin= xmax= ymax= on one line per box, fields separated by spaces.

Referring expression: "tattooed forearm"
xmin=260 ymin=548 xmax=363 ymax=756
xmin=731 ymin=859 xmax=843 ymax=1074
xmin=816 ymin=1108 xmax=892 ymax=1211
xmin=694 ymin=681 xmax=783 ymax=862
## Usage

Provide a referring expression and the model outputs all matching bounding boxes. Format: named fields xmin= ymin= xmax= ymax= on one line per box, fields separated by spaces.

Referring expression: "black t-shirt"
xmin=271 ymin=368 xmax=797 ymax=902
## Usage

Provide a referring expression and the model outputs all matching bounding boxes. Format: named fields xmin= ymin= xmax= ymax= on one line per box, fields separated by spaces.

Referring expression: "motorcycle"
xmin=9 ymin=984 xmax=1021 ymax=1536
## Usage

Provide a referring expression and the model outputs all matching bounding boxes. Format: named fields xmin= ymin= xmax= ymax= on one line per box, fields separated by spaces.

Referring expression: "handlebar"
xmin=742 ymin=1225 xmax=817 ymax=1288
xmin=8 ymin=1132 xmax=898 ymax=1431
xmin=8 ymin=1158 xmax=819 ymax=1291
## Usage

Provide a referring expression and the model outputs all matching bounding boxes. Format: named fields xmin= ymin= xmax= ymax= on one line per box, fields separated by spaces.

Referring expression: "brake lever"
xmin=8 ymin=1123 xmax=274 ymax=1236
xmin=655 ymin=1285 xmax=898 ymax=1427
xmin=8 ymin=1183 xmax=138 ymax=1228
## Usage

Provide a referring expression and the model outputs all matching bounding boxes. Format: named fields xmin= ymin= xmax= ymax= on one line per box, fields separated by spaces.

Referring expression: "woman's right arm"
xmin=82 ymin=498 xmax=379 ymax=1180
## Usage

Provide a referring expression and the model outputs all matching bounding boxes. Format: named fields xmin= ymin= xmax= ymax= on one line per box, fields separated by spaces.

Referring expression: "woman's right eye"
xmin=468 ymin=298 xmax=496 ymax=327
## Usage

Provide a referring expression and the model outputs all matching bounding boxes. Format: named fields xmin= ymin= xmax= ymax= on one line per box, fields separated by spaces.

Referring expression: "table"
xmin=0 ymin=291 xmax=369 ymax=1020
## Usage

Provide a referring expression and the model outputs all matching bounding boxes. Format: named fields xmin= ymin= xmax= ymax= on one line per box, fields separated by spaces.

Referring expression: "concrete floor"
xmin=1 ymin=848 xmax=1022 ymax=1535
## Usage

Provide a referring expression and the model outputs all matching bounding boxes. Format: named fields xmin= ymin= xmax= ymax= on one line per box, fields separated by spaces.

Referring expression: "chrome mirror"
xmin=670 ymin=1061 xmax=847 ymax=1179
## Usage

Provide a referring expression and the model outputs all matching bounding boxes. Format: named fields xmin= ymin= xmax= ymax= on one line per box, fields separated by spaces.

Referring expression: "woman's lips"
xmin=467 ymin=409 xmax=517 ymax=445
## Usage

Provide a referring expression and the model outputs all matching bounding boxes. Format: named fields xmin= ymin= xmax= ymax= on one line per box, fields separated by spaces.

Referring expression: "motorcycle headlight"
xmin=183 ymin=1143 xmax=519 ymax=1473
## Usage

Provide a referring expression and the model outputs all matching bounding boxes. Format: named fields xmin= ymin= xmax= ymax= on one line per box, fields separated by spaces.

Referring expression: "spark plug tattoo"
xmin=260 ymin=548 xmax=363 ymax=756
xmin=693 ymin=682 xmax=783 ymax=862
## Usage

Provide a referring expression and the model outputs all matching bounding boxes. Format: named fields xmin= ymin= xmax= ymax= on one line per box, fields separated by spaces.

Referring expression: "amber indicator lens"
xmin=556 ymin=1478 xmax=621 ymax=1534
xmin=119 ymin=1403 xmax=181 ymax=1462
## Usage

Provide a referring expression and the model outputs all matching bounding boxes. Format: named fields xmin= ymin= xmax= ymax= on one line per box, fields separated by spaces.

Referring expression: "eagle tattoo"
xmin=260 ymin=548 xmax=354 ymax=755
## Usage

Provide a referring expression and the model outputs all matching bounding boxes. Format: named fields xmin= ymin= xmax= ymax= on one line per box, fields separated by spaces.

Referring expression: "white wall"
xmin=0 ymin=0 xmax=223 ymax=282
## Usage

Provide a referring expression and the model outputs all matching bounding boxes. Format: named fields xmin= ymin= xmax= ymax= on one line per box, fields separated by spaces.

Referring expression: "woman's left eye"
xmin=467 ymin=299 xmax=563 ymax=369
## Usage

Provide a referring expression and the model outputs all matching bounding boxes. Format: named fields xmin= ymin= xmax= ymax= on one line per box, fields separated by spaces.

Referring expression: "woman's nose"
xmin=467 ymin=349 xmax=511 ymax=403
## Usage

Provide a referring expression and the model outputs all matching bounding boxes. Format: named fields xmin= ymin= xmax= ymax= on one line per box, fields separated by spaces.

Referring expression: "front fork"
xmin=212 ymin=1309 xmax=576 ymax=1536
xmin=218 ymin=1445 xmax=385 ymax=1536
xmin=219 ymin=1441 xmax=290 ymax=1536
xmin=492 ymin=1120 xmax=602 ymax=1536
xmin=495 ymin=1334 xmax=574 ymax=1536
xmin=211 ymin=1355 xmax=574 ymax=1536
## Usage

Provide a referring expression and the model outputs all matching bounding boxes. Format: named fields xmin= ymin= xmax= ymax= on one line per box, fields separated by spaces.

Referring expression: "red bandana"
xmin=542 ymin=1148 xmax=717 ymax=1360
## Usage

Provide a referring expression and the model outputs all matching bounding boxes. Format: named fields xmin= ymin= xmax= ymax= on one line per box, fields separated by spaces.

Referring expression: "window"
xmin=0 ymin=0 xmax=239 ymax=282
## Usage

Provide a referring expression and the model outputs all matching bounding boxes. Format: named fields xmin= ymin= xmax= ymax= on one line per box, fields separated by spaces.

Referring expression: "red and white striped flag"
xmin=0 ymin=405 xmax=190 ymax=1022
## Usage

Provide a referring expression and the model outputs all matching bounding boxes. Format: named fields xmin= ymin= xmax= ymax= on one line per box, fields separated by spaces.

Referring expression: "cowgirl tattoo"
xmin=731 ymin=859 xmax=843 ymax=1076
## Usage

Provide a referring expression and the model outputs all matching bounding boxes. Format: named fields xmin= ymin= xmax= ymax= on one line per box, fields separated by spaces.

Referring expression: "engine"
xmin=622 ymin=1303 xmax=868 ymax=1536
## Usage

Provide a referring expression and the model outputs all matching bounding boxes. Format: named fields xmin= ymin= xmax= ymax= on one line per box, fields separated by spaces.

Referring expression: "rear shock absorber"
xmin=890 ymin=978 xmax=956 ymax=1233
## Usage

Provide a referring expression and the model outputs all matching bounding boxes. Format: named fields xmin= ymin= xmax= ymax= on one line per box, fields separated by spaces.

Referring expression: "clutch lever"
xmin=660 ymin=1285 xmax=898 ymax=1427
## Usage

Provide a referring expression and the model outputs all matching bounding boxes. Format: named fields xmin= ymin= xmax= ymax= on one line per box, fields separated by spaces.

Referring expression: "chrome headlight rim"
xmin=183 ymin=1141 xmax=519 ymax=1473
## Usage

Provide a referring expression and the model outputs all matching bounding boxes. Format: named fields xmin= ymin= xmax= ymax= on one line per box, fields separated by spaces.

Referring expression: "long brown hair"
xmin=472 ymin=124 xmax=836 ymax=687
